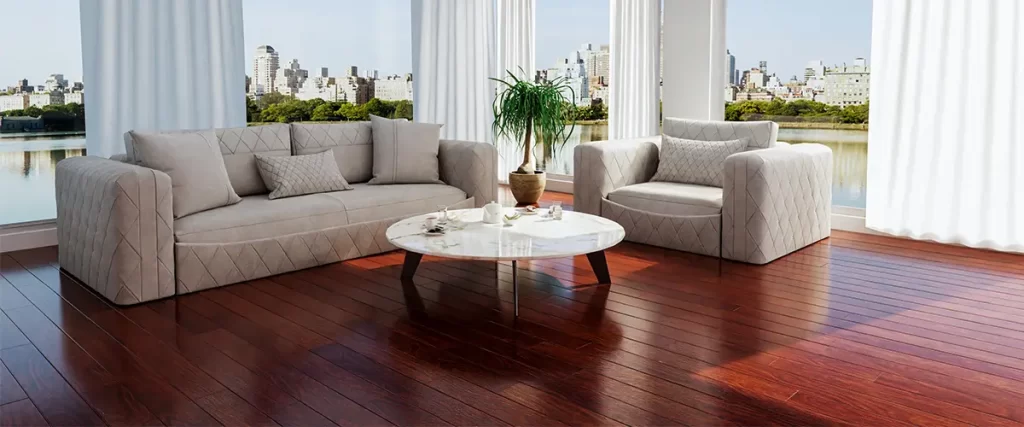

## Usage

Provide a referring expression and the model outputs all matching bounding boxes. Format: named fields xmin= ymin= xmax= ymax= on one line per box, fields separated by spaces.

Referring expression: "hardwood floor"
xmin=4 ymin=191 xmax=1024 ymax=426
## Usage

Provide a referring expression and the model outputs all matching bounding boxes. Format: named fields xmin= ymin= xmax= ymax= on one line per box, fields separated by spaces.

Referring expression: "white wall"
xmin=662 ymin=0 xmax=726 ymax=121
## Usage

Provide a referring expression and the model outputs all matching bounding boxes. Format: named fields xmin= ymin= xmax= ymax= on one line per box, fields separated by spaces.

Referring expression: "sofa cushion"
xmin=174 ymin=193 xmax=349 ymax=244
xmin=124 ymin=124 xmax=291 ymax=197
xmin=325 ymin=183 xmax=468 ymax=224
xmin=662 ymin=117 xmax=778 ymax=150
xmin=367 ymin=115 xmax=443 ymax=185
xmin=255 ymin=151 xmax=352 ymax=200
xmin=608 ymin=181 xmax=722 ymax=217
xmin=291 ymin=122 xmax=374 ymax=184
xmin=174 ymin=183 xmax=469 ymax=244
xmin=127 ymin=130 xmax=242 ymax=218
xmin=651 ymin=135 xmax=747 ymax=188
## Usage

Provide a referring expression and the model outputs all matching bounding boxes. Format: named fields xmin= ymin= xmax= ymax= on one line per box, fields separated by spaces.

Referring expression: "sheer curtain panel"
xmin=866 ymin=0 xmax=1024 ymax=252
xmin=80 ymin=0 xmax=246 ymax=159
xmin=609 ymin=0 xmax=661 ymax=140
xmin=411 ymin=0 xmax=495 ymax=142
xmin=494 ymin=0 xmax=535 ymax=182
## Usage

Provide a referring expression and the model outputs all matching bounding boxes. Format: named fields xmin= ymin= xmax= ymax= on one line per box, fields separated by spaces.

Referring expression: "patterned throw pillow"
xmin=651 ymin=135 xmax=748 ymax=188
xmin=255 ymin=151 xmax=353 ymax=200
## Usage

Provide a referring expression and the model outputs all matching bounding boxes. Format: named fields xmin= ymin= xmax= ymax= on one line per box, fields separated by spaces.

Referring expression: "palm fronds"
xmin=491 ymin=69 xmax=577 ymax=173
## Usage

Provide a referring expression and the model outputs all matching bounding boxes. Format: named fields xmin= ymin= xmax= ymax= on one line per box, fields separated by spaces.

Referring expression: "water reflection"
xmin=536 ymin=124 xmax=867 ymax=208
xmin=0 ymin=136 xmax=86 ymax=224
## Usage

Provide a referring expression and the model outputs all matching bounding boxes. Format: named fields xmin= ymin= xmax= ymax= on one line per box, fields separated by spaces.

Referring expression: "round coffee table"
xmin=385 ymin=208 xmax=626 ymax=316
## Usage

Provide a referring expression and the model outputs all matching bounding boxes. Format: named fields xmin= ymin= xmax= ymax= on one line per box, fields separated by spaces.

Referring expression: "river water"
xmin=0 ymin=125 xmax=867 ymax=225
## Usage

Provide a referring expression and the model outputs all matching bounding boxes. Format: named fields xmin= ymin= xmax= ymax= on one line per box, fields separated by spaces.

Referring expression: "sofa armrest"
xmin=573 ymin=137 xmax=660 ymax=215
xmin=722 ymin=143 xmax=833 ymax=264
xmin=55 ymin=156 xmax=175 ymax=305
xmin=438 ymin=139 xmax=498 ymax=208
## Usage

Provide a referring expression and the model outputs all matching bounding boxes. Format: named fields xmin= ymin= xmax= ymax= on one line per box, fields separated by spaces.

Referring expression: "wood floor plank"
xmin=11 ymin=190 xmax=1024 ymax=426
xmin=0 ymin=399 xmax=48 ymax=427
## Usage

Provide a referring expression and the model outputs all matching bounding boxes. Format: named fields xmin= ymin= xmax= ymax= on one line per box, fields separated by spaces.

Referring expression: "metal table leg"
xmin=512 ymin=260 xmax=519 ymax=317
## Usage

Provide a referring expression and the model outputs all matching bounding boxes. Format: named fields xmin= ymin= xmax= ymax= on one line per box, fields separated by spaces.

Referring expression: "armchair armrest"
xmin=438 ymin=139 xmax=498 ymax=208
xmin=573 ymin=137 xmax=660 ymax=215
xmin=722 ymin=144 xmax=833 ymax=264
xmin=55 ymin=156 xmax=175 ymax=305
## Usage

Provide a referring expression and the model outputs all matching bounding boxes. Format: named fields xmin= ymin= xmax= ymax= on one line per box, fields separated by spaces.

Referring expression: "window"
xmin=534 ymin=0 xmax=610 ymax=177
xmin=725 ymin=0 xmax=872 ymax=208
xmin=243 ymin=0 xmax=413 ymax=125
xmin=0 ymin=0 xmax=86 ymax=225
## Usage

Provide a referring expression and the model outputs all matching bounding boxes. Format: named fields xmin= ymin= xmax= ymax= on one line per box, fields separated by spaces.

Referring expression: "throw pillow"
xmin=127 ymin=130 xmax=242 ymax=218
xmin=367 ymin=114 xmax=443 ymax=185
xmin=651 ymin=135 xmax=748 ymax=188
xmin=254 ymin=151 xmax=353 ymax=200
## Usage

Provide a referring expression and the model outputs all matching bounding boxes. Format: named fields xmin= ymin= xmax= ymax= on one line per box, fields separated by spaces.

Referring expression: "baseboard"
xmin=0 ymin=220 xmax=58 ymax=253
xmin=545 ymin=177 xmax=573 ymax=193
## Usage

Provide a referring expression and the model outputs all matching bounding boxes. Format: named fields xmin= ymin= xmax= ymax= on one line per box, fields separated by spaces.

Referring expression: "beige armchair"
xmin=574 ymin=118 xmax=833 ymax=264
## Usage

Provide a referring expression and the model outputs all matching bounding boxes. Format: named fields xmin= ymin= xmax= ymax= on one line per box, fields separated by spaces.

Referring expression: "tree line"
xmin=725 ymin=99 xmax=869 ymax=124
xmin=247 ymin=93 xmax=413 ymax=123
xmin=0 ymin=103 xmax=86 ymax=131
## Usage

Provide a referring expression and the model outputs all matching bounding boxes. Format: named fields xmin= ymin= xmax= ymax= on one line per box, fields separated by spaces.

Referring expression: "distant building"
xmin=549 ymin=44 xmax=590 ymax=105
xmin=726 ymin=50 xmax=736 ymax=85
xmin=64 ymin=92 xmax=84 ymax=105
xmin=28 ymin=92 xmax=63 ymax=108
xmin=373 ymin=74 xmax=413 ymax=101
xmin=735 ymin=90 xmax=775 ymax=102
xmin=319 ymin=67 xmax=328 ymax=78
xmin=820 ymin=58 xmax=870 ymax=106
xmin=0 ymin=94 xmax=28 ymax=112
xmin=804 ymin=60 xmax=825 ymax=82
xmin=586 ymin=44 xmax=610 ymax=88
xmin=724 ymin=86 xmax=737 ymax=103
xmin=0 ymin=116 xmax=44 ymax=132
xmin=346 ymin=66 xmax=358 ymax=77
xmin=746 ymin=67 xmax=766 ymax=89
xmin=296 ymin=76 xmax=337 ymax=102
xmin=251 ymin=45 xmax=279 ymax=96
xmin=337 ymin=76 xmax=371 ymax=104
xmin=44 ymin=74 xmax=68 ymax=92
xmin=8 ymin=79 xmax=32 ymax=94
xmin=274 ymin=58 xmax=307 ymax=95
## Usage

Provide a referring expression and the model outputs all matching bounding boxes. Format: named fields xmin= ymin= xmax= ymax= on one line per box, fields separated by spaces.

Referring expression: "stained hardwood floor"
xmin=4 ymin=190 xmax=1024 ymax=426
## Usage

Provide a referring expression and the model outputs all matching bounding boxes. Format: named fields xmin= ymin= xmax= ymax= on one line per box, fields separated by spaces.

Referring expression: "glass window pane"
xmin=0 ymin=0 xmax=86 ymax=225
xmin=726 ymin=0 xmax=872 ymax=208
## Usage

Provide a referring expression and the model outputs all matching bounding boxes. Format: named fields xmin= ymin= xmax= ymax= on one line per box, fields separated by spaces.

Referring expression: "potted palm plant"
xmin=492 ymin=70 xmax=576 ymax=204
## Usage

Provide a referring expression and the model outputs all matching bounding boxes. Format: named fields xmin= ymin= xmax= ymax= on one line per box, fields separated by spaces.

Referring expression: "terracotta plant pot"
xmin=508 ymin=171 xmax=546 ymax=205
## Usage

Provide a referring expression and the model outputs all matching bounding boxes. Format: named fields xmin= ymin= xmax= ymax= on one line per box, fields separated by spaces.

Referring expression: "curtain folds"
xmin=80 ymin=0 xmax=246 ymax=159
xmin=411 ymin=0 xmax=495 ymax=142
xmin=609 ymin=0 xmax=662 ymax=140
xmin=866 ymin=0 xmax=1024 ymax=252
xmin=494 ymin=0 xmax=535 ymax=182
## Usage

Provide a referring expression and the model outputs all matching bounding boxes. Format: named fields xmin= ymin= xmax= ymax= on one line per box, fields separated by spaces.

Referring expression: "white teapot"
xmin=482 ymin=201 xmax=503 ymax=224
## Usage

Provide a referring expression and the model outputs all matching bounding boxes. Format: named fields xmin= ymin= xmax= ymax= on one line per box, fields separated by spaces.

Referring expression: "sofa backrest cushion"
xmin=123 ymin=123 xmax=291 ymax=197
xmin=662 ymin=118 xmax=778 ymax=150
xmin=290 ymin=122 xmax=374 ymax=184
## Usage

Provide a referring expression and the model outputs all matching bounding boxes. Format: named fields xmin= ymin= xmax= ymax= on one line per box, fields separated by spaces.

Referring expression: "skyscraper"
xmin=726 ymin=50 xmax=736 ymax=85
xmin=758 ymin=60 xmax=768 ymax=74
xmin=251 ymin=45 xmax=279 ymax=96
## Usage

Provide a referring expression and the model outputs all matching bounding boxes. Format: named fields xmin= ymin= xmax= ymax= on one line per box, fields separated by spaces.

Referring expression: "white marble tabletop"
xmin=385 ymin=208 xmax=626 ymax=261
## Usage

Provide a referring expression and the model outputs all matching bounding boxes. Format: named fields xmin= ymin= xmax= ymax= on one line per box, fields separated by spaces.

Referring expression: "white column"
xmin=411 ymin=0 xmax=495 ymax=142
xmin=80 ymin=0 xmax=246 ymax=159
xmin=494 ymin=0 xmax=536 ymax=183
xmin=662 ymin=0 xmax=726 ymax=121
xmin=609 ymin=0 xmax=662 ymax=140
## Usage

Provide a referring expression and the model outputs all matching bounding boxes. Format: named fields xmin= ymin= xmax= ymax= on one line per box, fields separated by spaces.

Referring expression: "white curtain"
xmin=867 ymin=0 xmax=1024 ymax=253
xmin=494 ymin=0 xmax=535 ymax=182
xmin=609 ymin=0 xmax=661 ymax=140
xmin=411 ymin=0 xmax=495 ymax=142
xmin=80 ymin=0 xmax=246 ymax=159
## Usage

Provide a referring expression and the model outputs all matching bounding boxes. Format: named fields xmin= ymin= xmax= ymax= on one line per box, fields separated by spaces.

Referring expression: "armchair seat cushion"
xmin=608 ymin=181 xmax=722 ymax=217
xmin=174 ymin=183 xmax=468 ymax=244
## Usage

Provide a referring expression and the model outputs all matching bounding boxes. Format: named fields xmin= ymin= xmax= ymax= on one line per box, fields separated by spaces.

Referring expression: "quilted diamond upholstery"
xmin=651 ymin=135 xmax=747 ymax=187
xmin=174 ymin=197 xmax=476 ymax=293
xmin=722 ymin=144 xmax=833 ymax=264
xmin=573 ymin=137 xmax=661 ymax=215
xmin=601 ymin=199 xmax=721 ymax=257
xmin=291 ymin=122 xmax=374 ymax=183
xmin=439 ymin=139 xmax=498 ymax=208
xmin=56 ymin=156 xmax=174 ymax=305
xmin=255 ymin=151 xmax=352 ymax=199
xmin=663 ymin=117 xmax=779 ymax=150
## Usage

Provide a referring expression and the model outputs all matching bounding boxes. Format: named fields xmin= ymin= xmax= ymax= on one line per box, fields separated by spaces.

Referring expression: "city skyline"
xmin=1 ymin=0 xmax=871 ymax=91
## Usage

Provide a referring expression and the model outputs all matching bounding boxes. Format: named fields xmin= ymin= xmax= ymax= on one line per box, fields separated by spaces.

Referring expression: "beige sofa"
xmin=574 ymin=118 xmax=833 ymax=264
xmin=55 ymin=122 xmax=497 ymax=305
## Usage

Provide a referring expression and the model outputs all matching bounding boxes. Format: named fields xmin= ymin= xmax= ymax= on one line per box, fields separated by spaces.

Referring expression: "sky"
xmin=0 ymin=0 xmax=870 ymax=88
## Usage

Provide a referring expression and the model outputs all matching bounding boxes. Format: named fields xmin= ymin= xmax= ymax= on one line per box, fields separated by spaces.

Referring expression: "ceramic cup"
xmin=425 ymin=216 xmax=437 ymax=228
